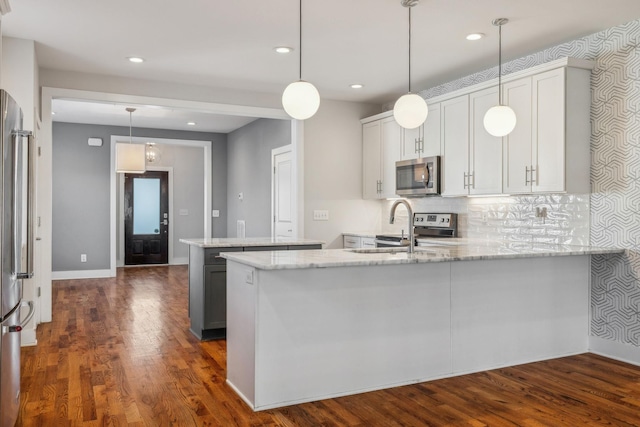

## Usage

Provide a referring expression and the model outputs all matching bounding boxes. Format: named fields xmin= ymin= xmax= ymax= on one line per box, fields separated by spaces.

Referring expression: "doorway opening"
xmin=124 ymin=171 xmax=169 ymax=265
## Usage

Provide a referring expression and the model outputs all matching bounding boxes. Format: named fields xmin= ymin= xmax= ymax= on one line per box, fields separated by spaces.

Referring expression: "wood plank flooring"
xmin=18 ymin=265 xmax=640 ymax=426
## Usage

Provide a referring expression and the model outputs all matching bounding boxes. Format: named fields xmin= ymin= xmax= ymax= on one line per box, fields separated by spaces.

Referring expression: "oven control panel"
xmin=413 ymin=213 xmax=455 ymax=228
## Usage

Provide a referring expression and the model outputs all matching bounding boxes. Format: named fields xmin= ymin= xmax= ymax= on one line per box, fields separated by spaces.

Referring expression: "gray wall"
xmin=227 ymin=118 xmax=290 ymax=237
xmin=52 ymin=122 xmax=227 ymax=271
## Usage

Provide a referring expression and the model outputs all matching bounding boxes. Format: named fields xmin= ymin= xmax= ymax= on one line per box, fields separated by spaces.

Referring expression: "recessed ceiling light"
xmin=350 ymin=84 xmax=364 ymax=89
xmin=187 ymin=121 xmax=196 ymax=126
xmin=127 ymin=56 xmax=145 ymax=63
xmin=274 ymin=46 xmax=293 ymax=54
xmin=466 ymin=33 xmax=484 ymax=41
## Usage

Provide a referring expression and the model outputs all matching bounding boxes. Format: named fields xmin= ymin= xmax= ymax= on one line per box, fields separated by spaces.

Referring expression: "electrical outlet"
xmin=179 ymin=209 xmax=189 ymax=216
xmin=313 ymin=210 xmax=329 ymax=221
xmin=80 ymin=254 xmax=87 ymax=263
xmin=212 ymin=210 xmax=220 ymax=218
xmin=238 ymin=192 xmax=243 ymax=201
xmin=245 ymin=270 xmax=253 ymax=285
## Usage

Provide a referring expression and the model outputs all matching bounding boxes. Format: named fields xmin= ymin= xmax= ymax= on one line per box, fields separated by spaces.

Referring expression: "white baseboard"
xmin=589 ymin=336 xmax=640 ymax=367
xmin=20 ymin=329 xmax=37 ymax=347
xmin=171 ymin=257 xmax=188 ymax=265
xmin=52 ymin=269 xmax=114 ymax=280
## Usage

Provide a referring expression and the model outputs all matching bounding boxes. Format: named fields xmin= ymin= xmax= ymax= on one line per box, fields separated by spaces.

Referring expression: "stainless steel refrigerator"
xmin=0 ymin=90 xmax=35 ymax=427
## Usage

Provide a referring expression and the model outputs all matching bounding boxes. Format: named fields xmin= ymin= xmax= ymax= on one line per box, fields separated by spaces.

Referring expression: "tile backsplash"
xmin=381 ymin=194 xmax=590 ymax=245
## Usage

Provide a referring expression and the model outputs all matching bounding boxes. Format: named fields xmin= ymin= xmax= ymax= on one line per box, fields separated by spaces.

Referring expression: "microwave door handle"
xmin=13 ymin=130 xmax=35 ymax=279
xmin=423 ymin=164 xmax=430 ymax=188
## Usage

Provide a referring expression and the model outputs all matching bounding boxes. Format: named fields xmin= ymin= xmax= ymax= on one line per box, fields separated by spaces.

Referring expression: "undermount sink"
xmin=348 ymin=247 xmax=409 ymax=255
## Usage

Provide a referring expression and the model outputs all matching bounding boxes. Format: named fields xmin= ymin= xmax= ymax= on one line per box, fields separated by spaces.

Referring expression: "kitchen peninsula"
xmin=180 ymin=237 xmax=323 ymax=340
xmin=222 ymin=243 xmax=623 ymax=411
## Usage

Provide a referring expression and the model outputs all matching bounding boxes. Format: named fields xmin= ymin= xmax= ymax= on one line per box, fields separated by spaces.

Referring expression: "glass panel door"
xmin=133 ymin=177 xmax=160 ymax=235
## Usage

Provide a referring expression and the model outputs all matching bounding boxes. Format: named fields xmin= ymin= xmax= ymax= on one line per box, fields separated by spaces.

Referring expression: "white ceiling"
xmin=4 ymin=0 xmax=640 ymax=130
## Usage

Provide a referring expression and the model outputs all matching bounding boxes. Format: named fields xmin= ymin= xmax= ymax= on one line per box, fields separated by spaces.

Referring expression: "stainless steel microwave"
xmin=395 ymin=156 xmax=440 ymax=196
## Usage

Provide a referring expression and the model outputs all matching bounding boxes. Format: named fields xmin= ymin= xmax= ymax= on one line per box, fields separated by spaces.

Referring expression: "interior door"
xmin=124 ymin=171 xmax=169 ymax=265
xmin=273 ymin=146 xmax=294 ymax=238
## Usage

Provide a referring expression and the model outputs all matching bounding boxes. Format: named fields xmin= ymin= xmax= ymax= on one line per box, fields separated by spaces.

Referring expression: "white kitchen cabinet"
xmin=343 ymin=235 xmax=376 ymax=249
xmin=441 ymin=90 xmax=502 ymax=197
xmin=503 ymin=67 xmax=591 ymax=194
xmin=343 ymin=235 xmax=362 ymax=248
xmin=469 ymin=87 xmax=503 ymax=195
xmin=441 ymin=95 xmax=470 ymax=196
xmin=362 ymin=115 xmax=402 ymax=199
xmin=401 ymin=103 xmax=441 ymax=160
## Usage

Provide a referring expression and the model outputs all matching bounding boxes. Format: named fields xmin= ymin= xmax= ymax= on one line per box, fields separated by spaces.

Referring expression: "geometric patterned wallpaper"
xmin=387 ymin=19 xmax=640 ymax=347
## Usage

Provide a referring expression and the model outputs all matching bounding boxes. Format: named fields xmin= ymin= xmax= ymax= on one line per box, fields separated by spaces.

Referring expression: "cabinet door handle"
xmin=531 ymin=166 xmax=537 ymax=185
xmin=414 ymin=138 xmax=419 ymax=154
xmin=420 ymin=138 xmax=424 ymax=153
xmin=471 ymin=172 xmax=475 ymax=189
xmin=525 ymin=166 xmax=530 ymax=185
xmin=463 ymin=172 xmax=468 ymax=189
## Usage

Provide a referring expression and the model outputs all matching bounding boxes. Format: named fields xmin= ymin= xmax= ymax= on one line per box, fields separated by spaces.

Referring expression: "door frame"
xmin=39 ymin=86 xmax=303 ymax=324
xmin=271 ymin=144 xmax=296 ymax=238
xmin=119 ymin=166 xmax=173 ymax=267
xmin=112 ymin=136 xmax=210 ymax=270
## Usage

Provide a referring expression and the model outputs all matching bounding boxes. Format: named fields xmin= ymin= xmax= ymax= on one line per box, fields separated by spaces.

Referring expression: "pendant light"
xmin=483 ymin=18 xmax=517 ymax=137
xmin=393 ymin=0 xmax=428 ymax=130
xmin=146 ymin=142 xmax=161 ymax=164
xmin=281 ymin=0 xmax=320 ymax=120
xmin=115 ymin=107 xmax=146 ymax=173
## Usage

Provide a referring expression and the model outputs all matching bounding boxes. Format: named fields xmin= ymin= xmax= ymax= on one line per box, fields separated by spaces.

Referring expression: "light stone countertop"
xmin=220 ymin=241 xmax=625 ymax=270
xmin=179 ymin=237 xmax=325 ymax=248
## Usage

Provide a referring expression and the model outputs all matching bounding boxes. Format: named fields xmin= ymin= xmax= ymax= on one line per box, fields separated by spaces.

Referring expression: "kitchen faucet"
xmin=389 ymin=199 xmax=414 ymax=254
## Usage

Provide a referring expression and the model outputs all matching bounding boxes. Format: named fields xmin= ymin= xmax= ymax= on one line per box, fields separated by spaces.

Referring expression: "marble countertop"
xmin=220 ymin=241 xmax=624 ymax=270
xmin=179 ymin=237 xmax=324 ymax=248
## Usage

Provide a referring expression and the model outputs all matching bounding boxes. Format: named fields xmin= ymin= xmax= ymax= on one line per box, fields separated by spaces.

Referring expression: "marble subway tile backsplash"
xmin=381 ymin=194 xmax=590 ymax=245
xmin=466 ymin=194 xmax=590 ymax=245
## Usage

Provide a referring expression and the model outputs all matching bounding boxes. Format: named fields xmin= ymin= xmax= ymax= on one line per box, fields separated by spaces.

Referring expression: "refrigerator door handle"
xmin=3 ymin=300 xmax=34 ymax=333
xmin=13 ymin=130 xmax=35 ymax=279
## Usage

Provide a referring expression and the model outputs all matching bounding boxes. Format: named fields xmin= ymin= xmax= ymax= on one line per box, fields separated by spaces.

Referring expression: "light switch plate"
xmin=313 ymin=210 xmax=329 ymax=221
xmin=212 ymin=210 xmax=220 ymax=218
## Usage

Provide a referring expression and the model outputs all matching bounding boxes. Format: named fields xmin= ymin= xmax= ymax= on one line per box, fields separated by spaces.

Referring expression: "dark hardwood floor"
xmin=18 ymin=265 xmax=640 ymax=426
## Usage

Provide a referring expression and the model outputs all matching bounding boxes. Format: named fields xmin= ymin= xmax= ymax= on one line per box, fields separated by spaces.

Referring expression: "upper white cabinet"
xmin=362 ymin=114 xmax=402 ymax=199
xmin=401 ymin=103 xmax=441 ymax=160
xmin=361 ymin=58 xmax=593 ymax=199
xmin=469 ymin=87 xmax=503 ymax=195
xmin=441 ymin=96 xmax=470 ymax=196
xmin=441 ymin=88 xmax=502 ymax=197
xmin=503 ymin=66 xmax=591 ymax=194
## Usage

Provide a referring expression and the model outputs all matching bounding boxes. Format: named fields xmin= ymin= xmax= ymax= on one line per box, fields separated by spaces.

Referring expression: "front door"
xmin=124 ymin=171 xmax=169 ymax=265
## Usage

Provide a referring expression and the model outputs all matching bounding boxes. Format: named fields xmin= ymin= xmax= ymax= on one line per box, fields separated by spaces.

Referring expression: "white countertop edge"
xmin=221 ymin=247 xmax=625 ymax=270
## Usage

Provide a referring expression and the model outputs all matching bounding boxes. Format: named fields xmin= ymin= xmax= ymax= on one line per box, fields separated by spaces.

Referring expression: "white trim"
xmin=20 ymin=330 xmax=37 ymax=347
xmin=171 ymin=257 xmax=188 ymax=265
xmin=291 ymin=120 xmax=304 ymax=238
xmin=39 ymin=86 xmax=296 ymax=327
xmin=52 ymin=269 xmax=113 ymax=280
xmin=111 ymin=136 xmax=212 ymax=270
xmin=589 ymin=336 xmax=640 ymax=367
xmin=271 ymin=144 xmax=294 ymax=238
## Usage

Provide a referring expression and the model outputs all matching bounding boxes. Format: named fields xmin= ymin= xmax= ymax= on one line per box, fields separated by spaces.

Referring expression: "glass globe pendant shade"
xmin=483 ymin=105 xmax=517 ymax=137
xmin=393 ymin=93 xmax=428 ymax=129
xmin=282 ymin=80 xmax=320 ymax=120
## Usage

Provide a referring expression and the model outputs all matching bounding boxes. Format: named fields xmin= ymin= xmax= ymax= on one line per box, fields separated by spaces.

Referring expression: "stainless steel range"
xmin=375 ymin=213 xmax=458 ymax=248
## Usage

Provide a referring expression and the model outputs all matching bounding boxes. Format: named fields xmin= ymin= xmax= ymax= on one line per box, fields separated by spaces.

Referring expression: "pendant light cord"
xmin=299 ymin=0 xmax=302 ymax=80
xmin=408 ymin=6 xmax=412 ymax=93
xmin=498 ymin=22 xmax=502 ymax=104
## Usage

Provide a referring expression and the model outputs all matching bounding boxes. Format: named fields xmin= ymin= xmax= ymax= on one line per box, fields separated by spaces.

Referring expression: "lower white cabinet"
xmin=343 ymin=235 xmax=375 ymax=248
